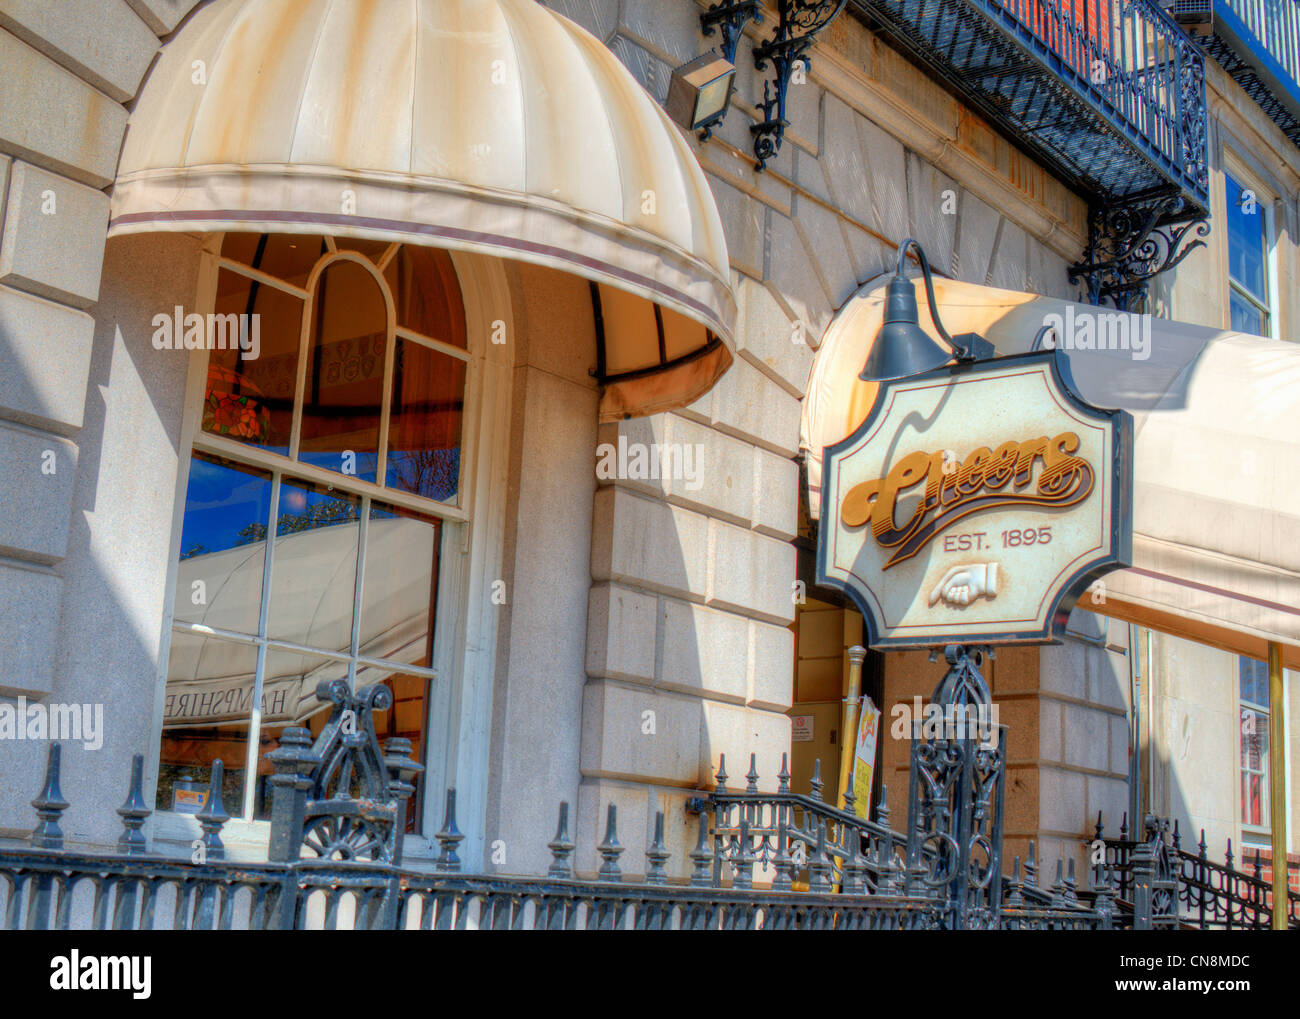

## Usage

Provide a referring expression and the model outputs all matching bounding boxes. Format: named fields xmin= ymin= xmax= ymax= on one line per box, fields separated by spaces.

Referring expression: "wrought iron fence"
xmin=1095 ymin=812 xmax=1300 ymax=929
xmin=0 ymin=650 xmax=1175 ymax=931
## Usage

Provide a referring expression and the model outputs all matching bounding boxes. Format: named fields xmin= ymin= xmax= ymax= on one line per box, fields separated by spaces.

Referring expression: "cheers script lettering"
xmin=840 ymin=432 xmax=1094 ymax=569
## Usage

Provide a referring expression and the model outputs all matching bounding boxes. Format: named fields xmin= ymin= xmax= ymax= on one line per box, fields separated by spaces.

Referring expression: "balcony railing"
xmin=852 ymin=0 xmax=1210 ymax=217
xmin=1181 ymin=0 xmax=1300 ymax=146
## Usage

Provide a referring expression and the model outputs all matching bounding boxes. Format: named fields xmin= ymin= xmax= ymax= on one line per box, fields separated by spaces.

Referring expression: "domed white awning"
xmin=109 ymin=0 xmax=736 ymax=417
xmin=802 ymin=276 xmax=1300 ymax=665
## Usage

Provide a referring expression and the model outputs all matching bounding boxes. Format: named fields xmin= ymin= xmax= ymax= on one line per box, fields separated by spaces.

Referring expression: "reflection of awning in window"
xmin=801 ymin=276 xmax=1300 ymax=665
xmin=168 ymin=518 xmax=435 ymax=727
xmin=108 ymin=0 xmax=736 ymax=421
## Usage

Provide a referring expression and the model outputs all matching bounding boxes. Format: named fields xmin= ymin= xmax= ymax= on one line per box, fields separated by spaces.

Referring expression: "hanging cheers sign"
xmin=817 ymin=350 xmax=1132 ymax=648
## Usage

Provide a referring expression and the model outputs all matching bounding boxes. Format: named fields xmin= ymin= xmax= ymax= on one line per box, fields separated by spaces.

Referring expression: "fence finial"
xmin=195 ymin=760 xmax=229 ymax=860
xmin=1006 ymin=856 xmax=1024 ymax=906
xmin=745 ymin=753 xmax=759 ymax=794
xmin=809 ymin=759 xmax=823 ymax=802
xmin=548 ymin=801 xmax=575 ymax=879
xmin=598 ymin=804 xmax=623 ymax=881
xmin=30 ymin=742 xmax=69 ymax=850
xmin=645 ymin=811 xmax=669 ymax=885
xmin=117 ymin=753 xmax=152 ymax=856
xmin=689 ymin=810 xmax=713 ymax=888
xmin=777 ymin=752 xmax=790 ymax=794
xmin=434 ymin=788 xmax=464 ymax=872
xmin=715 ymin=754 xmax=728 ymax=794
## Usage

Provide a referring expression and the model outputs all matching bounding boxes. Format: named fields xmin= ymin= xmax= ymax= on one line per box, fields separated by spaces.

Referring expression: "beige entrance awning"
xmin=801 ymin=275 xmax=1300 ymax=666
xmin=109 ymin=0 xmax=736 ymax=420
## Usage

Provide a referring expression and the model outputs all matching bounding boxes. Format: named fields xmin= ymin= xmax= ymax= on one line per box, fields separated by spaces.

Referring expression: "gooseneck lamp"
xmin=859 ymin=238 xmax=993 ymax=382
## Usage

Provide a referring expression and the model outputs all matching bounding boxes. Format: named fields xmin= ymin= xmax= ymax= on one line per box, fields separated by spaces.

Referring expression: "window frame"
xmin=1237 ymin=655 xmax=1271 ymax=843
xmin=148 ymin=233 xmax=514 ymax=864
xmin=1222 ymin=155 xmax=1280 ymax=341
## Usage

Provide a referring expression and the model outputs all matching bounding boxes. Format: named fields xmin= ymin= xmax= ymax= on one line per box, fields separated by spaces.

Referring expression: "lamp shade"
xmin=858 ymin=276 xmax=955 ymax=382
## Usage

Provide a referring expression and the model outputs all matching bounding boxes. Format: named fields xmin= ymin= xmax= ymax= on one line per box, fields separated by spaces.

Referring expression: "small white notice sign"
xmin=791 ymin=714 xmax=815 ymax=742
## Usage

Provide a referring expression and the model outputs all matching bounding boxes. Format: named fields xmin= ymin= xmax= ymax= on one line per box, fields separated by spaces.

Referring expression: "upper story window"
xmin=1224 ymin=170 xmax=1274 ymax=337
xmin=158 ymin=234 xmax=471 ymax=831
xmin=1238 ymin=655 xmax=1271 ymax=836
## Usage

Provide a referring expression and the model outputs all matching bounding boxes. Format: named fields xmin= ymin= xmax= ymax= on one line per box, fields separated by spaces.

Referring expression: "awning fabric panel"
xmin=109 ymin=0 xmax=735 ymax=358
xmin=801 ymin=276 xmax=1300 ymax=655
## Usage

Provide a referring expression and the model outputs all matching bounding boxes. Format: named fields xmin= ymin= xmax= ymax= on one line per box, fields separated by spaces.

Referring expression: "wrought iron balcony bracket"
xmin=1068 ymin=195 xmax=1211 ymax=311
xmin=749 ymin=0 xmax=849 ymax=169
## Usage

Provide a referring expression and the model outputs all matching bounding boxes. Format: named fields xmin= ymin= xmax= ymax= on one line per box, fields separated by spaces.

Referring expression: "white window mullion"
xmin=350 ymin=496 xmax=371 ymax=691
xmin=241 ymin=471 xmax=282 ymax=820
xmin=377 ymin=315 xmax=396 ymax=487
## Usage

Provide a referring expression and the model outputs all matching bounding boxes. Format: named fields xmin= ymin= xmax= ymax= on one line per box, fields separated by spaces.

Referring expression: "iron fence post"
xmin=265 ymin=726 xmax=317 ymax=928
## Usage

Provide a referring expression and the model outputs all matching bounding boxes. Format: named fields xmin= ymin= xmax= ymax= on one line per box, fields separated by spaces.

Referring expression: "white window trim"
xmin=146 ymin=234 xmax=514 ymax=868
xmin=1223 ymin=152 xmax=1281 ymax=341
xmin=1236 ymin=655 xmax=1272 ymax=845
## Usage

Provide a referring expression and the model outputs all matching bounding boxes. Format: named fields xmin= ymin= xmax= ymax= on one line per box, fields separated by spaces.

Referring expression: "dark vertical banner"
xmin=0 ymin=928 xmax=1287 ymax=1004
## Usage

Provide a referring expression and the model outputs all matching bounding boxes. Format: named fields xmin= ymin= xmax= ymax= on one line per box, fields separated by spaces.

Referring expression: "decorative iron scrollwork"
xmin=1068 ymin=194 xmax=1210 ymax=311
xmin=268 ymin=679 xmax=423 ymax=864
xmin=700 ymin=0 xmax=763 ymax=66
xmin=905 ymin=645 xmax=1007 ymax=928
xmin=750 ymin=0 xmax=848 ymax=169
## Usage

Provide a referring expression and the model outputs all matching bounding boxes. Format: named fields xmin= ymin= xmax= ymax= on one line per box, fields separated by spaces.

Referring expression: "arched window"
xmin=160 ymin=234 xmax=471 ymax=832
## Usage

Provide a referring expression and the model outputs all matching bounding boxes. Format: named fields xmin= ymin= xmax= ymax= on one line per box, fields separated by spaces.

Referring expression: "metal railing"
xmin=1 ymin=650 xmax=1150 ymax=932
xmin=1217 ymin=0 xmax=1300 ymax=89
xmin=852 ymin=0 xmax=1209 ymax=214
xmin=1095 ymin=812 xmax=1300 ymax=929
xmin=0 ymin=653 xmax=1194 ymax=931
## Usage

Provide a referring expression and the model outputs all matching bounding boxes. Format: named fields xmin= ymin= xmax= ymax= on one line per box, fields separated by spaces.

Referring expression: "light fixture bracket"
xmin=750 ymin=0 xmax=848 ymax=170
xmin=700 ymin=0 xmax=763 ymax=65
xmin=696 ymin=2 xmax=762 ymax=140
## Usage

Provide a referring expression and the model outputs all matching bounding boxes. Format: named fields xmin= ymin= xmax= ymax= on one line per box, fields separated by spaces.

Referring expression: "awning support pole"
xmin=1269 ymin=641 xmax=1289 ymax=930
xmin=839 ymin=646 xmax=866 ymax=810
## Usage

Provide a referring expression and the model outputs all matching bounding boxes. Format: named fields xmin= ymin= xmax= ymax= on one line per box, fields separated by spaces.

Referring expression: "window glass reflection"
xmin=299 ymin=259 xmax=387 ymax=482
xmin=383 ymin=245 xmax=466 ymax=347
xmin=266 ymin=477 xmax=361 ymax=651
xmin=205 ymin=269 xmax=304 ymax=453
xmin=360 ymin=502 xmax=439 ymax=667
xmin=174 ymin=455 xmax=272 ymax=635
xmin=157 ymin=633 xmax=257 ymax=813
xmin=387 ymin=339 xmax=465 ymax=502
xmin=1225 ymin=174 xmax=1267 ymax=302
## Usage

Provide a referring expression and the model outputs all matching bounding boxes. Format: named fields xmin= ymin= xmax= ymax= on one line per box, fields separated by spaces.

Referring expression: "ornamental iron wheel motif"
xmin=274 ymin=679 xmax=423 ymax=864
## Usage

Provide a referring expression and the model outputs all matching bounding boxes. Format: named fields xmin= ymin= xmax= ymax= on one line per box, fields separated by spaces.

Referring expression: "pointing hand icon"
xmin=928 ymin=563 xmax=999 ymax=607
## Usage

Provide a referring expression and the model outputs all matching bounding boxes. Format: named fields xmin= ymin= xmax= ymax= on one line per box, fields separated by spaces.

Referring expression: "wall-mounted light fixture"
xmin=666 ymin=50 xmax=737 ymax=138
xmin=859 ymin=239 xmax=996 ymax=382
